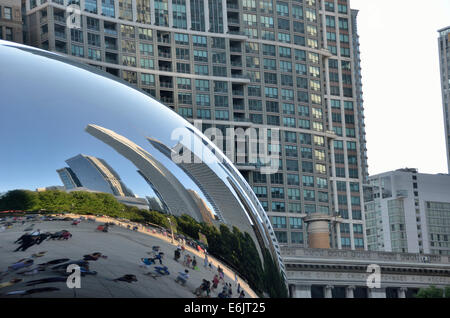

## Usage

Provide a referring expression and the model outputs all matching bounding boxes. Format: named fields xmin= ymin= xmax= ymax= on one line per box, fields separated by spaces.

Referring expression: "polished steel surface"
xmin=0 ymin=40 xmax=284 ymax=297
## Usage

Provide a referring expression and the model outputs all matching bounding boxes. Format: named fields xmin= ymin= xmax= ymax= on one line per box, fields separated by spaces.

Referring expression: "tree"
xmin=0 ymin=190 xmax=39 ymax=211
xmin=416 ymin=285 xmax=444 ymax=298
xmin=445 ymin=286 xmax=450 ymax=298
xmin=262 ymin=248 xmax=288 ymax=298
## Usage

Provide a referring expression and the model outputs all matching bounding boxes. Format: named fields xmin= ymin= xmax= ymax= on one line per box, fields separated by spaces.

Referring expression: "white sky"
xmin=350 ymin=0 xmax=450 ymax=175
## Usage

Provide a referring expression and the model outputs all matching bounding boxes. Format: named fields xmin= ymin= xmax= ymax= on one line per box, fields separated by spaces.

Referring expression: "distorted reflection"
xmin=0 ymin=40 xmax=286 ymax=298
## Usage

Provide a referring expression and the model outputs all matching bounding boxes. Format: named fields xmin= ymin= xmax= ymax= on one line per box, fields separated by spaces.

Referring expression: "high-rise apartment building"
xmin=439 ymin=26 xmax=450 ymax=173
xmin=0 ymin=0 xmax=23 ymax=43
xmin=365 ymin=168 xmax=450 ymax=256
xmin=22 ymin=0 xmax=367 ymax=250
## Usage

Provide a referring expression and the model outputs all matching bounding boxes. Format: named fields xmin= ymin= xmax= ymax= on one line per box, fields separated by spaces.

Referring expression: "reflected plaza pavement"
xmin=0 ymin=216 xmax=256 ymax=298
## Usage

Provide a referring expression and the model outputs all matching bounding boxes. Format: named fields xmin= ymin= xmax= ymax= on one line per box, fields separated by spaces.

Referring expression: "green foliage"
xmin=262 ymin=248 xmax=288 ymax=298
xmin=176 ymin=214 xmax=202 ymax=239
xmin=416 ymin=285 xmax=444 ymax=298
xmin=182 ymin=220 xmax=286 ymax=297
xmin=445 ymin=286 xmax=450 ymax=298
xmin=0 ymin=190 xmax=39 ymax=211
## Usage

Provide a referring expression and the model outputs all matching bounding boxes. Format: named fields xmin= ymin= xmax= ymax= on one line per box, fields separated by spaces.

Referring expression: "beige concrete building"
xmin=283 ymin=247 xmax=450 ymax=298
xmin=0 ymin=0 xmax=23 ymax=43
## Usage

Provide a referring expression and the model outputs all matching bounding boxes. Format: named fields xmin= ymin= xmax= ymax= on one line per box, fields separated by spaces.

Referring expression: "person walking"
xmin=212 ymin=274 xmax=219 ymax=290
xmin=204 ymin=254 xmax=208 ymax=268
xmin=186 ymin=255 xmax=192 ymax=268
xmin=14 ymin=235 xmax=36 ymax=252
xmin=175 ymin=270 xmax=189 ymax=286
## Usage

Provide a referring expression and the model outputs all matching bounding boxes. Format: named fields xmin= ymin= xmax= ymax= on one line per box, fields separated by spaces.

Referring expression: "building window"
xmin=4 ymin=7 xmax=12 ymax=20
xmin=102 ymin=0 xmax=115 ymax=18
xmin=155 ymin=0 xmax=169 ymax=26
xmin=71 ymin=44 xmax=84 ymax=57
xmin=140 ymin=73 xmax=155 ymax=86
xmin=178 ymin=107 xmax=193 ymax=118
xmin=172 ymin=0 xmax=187 ymax=29
xmin=5 ymin=27 xmax=13 ymax=41
xmin=271 ymin=216 xmax=287 ymax=229
xmin=291 ymin=232 xmax=303 ymax=244
xmin=275 ymin=231 xmax=287 ymax=243
xmin=289 ymin=218 xmax=302 ymax=229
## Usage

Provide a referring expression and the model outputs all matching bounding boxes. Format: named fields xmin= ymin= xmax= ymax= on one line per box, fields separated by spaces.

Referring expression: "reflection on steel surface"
xmin=0 ymin=40 xmax=285 ymax=297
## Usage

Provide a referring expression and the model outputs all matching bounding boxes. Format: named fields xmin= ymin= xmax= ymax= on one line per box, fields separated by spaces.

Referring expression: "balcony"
xmin=105 ymin=52 xmax=118 ymax=64
xmin=228 ymin=17 xmax=240 ymax=25
xmin=231 ymin=61 xmax=242 ymax=68
xmin=54 ymin=31 xmax=66 ymax=40
xmin=53 ymin=14 xmax=66 ymax=24
xmin=55 ymin=41 xmax=66 ymax=54
xmin=158 ymin=51 xmax=171 ymax=58
xmin=228 ymin=27 xmax=246 ymax=36
xmin=233 ymin=99 xmax=245 ymax=109
xmin=40 ymin=32 xmax=48 ymax=42
xmin=226 ymin=0 xmax=239 ymax=9
xmin=159 ymin=66 xmax=172 ymax=72
xmin=159 ymin=76 xmax=173 ymax=88
xmin=234 ymin=116 xmax=251 ymax=123
xmin=230 ymin=46 xmax=242 ymax=53
xmin=104 ymin=21 xmax=117 ymax=36
xmin=160 ymin=82 xmax=173 ymax=88
xmin=160 ymin=97 xmax=174 ymax=104
xmin=231 ymin=69 xmax=246 ymax=79
xmin=157 ymin=31 xmax=171 ymax=44
xmin=230 ymin=55 xmax=242 ymax=68
xmin=105 ymin=38 xmax=117 ymax=50
xmin=104 ymin=28 xmax=117 ymax=36
xmin=105 ymin=44 xmax=117 ymax=50
xmin=158 ymin=61 xmax=172 ymax=72
xmin=232 ymin=89 xmax=244 ymax=96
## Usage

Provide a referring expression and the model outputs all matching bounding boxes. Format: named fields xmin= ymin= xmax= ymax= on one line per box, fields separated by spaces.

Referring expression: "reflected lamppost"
xmin=167 ymin=217 xmax=174 ymax=244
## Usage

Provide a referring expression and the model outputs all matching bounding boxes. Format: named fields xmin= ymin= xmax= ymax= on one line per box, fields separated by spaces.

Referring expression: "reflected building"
xmin=0 ymin=0 xmax=22 ymax=43
xmin=149 ymin=137 xmax=280 ymax=265
xmin=187 ymin=189 xmax=216 ymax=225
xmin=147 ymin=137 xmax=222 ymax=221
xmin=58 ymin=154 xmax=134 ymax=197
xmin=56 ymin=167 xmax=82 ymax=190
xmin=85 ymin=124 xmax=203 ymax=221
xmin=146 ymin=195 xmax=168 ymax=213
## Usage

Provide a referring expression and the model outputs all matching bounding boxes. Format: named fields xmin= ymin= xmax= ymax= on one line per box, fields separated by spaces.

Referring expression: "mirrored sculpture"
xmin=0 ymin=41 xmax=286 ymax=298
